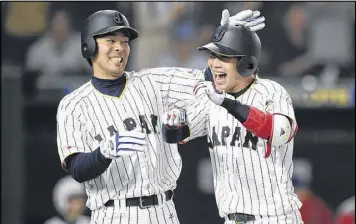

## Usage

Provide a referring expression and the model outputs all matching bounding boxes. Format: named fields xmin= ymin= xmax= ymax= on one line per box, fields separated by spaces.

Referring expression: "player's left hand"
xmin=220 ymin=9 xmax=265 ymax=32
xmin=193 ymin=81 xmax=226 ymax=105
xmin=162 ymin=108 xmax=187 ymax=128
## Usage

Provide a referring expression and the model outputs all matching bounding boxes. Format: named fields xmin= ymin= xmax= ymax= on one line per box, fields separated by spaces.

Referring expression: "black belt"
xmin=105 ymin=190 xmax=173 ymax=209
xmin=227 ymin=213 xmax=255 ymax=222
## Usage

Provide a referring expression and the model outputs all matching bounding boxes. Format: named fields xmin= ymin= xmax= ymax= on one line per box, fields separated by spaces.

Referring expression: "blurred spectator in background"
xmin=307 ymin=2 xmax=355 ymax=85
xmin=24 ymin=10 xmax=91 ymax=91
xmin=335 ymin=195 xmax=355 ymax=224
xmin=157 ymin=20 xmax=206 ymax=69
xmin=2 ymin=2 xmax=50 ymax=65
xmin=48 ymin=2 xmax=120 ymax=31
xmin=292 ymin=158 xmax=335 ymax=224
xmin=191 ymin=2 xmax=225 ymax=47
xmin=273 ymin=3 xmax=322 ymax=78
xmin=131 ymin=2 xmax=196 ymax=69
xmin=44 ymin=175 xmax=89 ymax=224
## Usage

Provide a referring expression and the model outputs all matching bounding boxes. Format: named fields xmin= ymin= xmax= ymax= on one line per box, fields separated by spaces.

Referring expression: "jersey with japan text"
xmin=56 ymin=67 xmax=204 ymax=210
xmin=183 ymin=77 xmax=302 ymax=218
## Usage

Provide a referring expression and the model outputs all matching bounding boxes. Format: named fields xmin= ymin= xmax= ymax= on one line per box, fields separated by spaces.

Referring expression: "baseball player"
xmin=56 ymin=9 xmax=266 ymax=224
xmin=335 ymin=195 xmax=355 ymax=224
xmin=44 ymin=175 xmax=90 ymax=224
xmin=162 ymin=25 xmax=303 ymax=223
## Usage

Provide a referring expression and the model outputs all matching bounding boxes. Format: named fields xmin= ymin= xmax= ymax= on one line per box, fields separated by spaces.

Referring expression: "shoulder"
xmin=57 ymin=81 xmax=93 ymax=115
xmin=129 ymin=67 xmax=205 ymax=80
xmin=337 ymin=196 xmax=355 ymax=214
xmin=254 ymin=77 xmax=291 ymax=97
xmin=77 ymin=215 xmax=91 ymax=224
xmin=43 ymin=216 xmax=66 ymax=224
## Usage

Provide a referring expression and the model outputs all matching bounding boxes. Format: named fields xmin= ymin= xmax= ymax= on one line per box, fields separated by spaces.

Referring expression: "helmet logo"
xmin=212 ymin=26 xmax=227 ymax=42
xmin=113 ymin=12 xmax=123 ymax=24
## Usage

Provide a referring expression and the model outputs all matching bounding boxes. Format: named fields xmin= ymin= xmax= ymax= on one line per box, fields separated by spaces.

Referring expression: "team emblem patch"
xmin=113 ymin=12 xmax=123 ymax=24
xmin=280 ymin=128 xmax=285 ymax=136
xmin=213 ymin=26 xmax=227 ymax=42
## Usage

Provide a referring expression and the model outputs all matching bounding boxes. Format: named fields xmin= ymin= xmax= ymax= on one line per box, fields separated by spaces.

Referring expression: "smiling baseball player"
xmin=162 ymin=24 xmax=303 ymax=223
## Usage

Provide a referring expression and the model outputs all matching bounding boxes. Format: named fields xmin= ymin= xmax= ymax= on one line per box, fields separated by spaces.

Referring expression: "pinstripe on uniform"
xmin=56 ymin=67 xmax=204 ymax=223
xmin=183 ymin=77 xmax=303 ymax=223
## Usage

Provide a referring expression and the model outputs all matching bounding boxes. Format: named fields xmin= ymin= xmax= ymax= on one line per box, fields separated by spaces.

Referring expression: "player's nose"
xmin=113 ymin=42 xmax=124 ymax=52
xmin=211 ymin=57 xmax=223 ymax=68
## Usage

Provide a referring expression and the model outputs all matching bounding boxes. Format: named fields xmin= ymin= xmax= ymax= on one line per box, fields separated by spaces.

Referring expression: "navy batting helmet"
xmin=198 ymin=25 xmax=261 ymax=77
xmin=81 ymin=10 xmax=139 ymax=59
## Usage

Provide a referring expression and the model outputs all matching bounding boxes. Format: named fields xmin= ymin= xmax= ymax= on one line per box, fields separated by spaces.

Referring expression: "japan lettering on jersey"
xmin=56 ymin=67 xmax=204 ymax=211
xmin=182 ymin=77 xmax=302 ymax=218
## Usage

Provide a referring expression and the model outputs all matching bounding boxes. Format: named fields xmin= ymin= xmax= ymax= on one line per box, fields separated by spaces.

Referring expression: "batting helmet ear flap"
xmin=237 ymin=56 xmax=258 ymax=77
xmin=82 ymin=36 xmax=97 ymax=59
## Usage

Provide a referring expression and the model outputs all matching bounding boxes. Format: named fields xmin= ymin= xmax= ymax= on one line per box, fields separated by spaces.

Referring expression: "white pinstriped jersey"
xmin=56 ymin=67 xmax=204 ymax=211
xmin=183 ymin=77 xmax=302 ymax=218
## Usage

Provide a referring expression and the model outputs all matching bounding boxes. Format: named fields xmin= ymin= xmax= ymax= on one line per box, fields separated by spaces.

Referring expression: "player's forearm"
xmin=66 ymin=148 xmax=112 ymax=183
xmin=162 ymin=124 xmax=190 ymax=143
xmin=221 ymin=98 xmax=250 ymax=123
xmin=221 ymin=98 xmax=271 ymax=139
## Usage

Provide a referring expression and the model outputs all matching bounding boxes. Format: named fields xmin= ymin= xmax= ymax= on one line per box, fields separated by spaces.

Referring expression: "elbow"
xmin=269 ymin=114 xmax=295 ymax=147
xmin=66 ymin=155 xmax=86 ymax=183
xmin=70 ymin=174 xmax=86 ymax=183
xmin=73 ymin=176 xmax=87 ymax=184
xmin=68 ymin=166 xmax=86 ymax=183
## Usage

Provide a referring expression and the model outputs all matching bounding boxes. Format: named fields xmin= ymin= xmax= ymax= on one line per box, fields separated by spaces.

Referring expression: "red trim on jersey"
xmin=242 ymin=106 xmax=273 ymax=158
xmin=288 ymin=122 xmax=298 ymax=142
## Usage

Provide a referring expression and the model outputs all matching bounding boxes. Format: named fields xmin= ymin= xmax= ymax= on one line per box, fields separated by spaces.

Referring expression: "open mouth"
xmin=215 ymin=72 xmax=227 ymax=79
xmin=214 ymin=72 xmax=227 ymax=84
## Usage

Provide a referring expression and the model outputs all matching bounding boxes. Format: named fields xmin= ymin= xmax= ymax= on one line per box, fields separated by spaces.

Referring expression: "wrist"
xmin=99 ymin=137 xmax=115 ymax=160
xmin=99 ymin=149 xmax=112 ymax=163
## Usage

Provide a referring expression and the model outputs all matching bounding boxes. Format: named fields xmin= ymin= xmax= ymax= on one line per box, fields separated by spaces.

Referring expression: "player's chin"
xmin=109 ymin=63 xmax=125 ymax=73
xmin=215 ymin=83 xmax=228 ymax=91
xmin=108 ymin=67 xmax=124 ymax=76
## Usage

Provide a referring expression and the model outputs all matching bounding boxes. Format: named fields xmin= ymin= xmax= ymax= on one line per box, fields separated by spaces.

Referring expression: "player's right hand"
xmin=161 ymin=108 xmax=187 ymax=128
xmin=193 ymin=81 xmax=225 ymax=105
xmin=220 ymin=9 xmax=265 ymax=32
xmin=100 ymin=131 xmax=147 ymax=159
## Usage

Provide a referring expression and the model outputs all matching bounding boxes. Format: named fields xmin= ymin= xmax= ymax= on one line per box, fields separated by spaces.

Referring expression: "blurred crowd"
xmin=1 ymin=2 xmax=355 ymax=97
xmin=292 ymin=158 xmax=355 ymax=224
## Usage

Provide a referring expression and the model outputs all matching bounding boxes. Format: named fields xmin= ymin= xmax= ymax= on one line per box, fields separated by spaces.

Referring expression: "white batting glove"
xmin=220 ymin=9 xmax=265 ymax=32
xmin=100 ymin=131 xmax=147 ymax=159
xmin=193 ymin=81 xmax=226 ymax=105
xmin=161 ymin=108 xmax=187 ymax=128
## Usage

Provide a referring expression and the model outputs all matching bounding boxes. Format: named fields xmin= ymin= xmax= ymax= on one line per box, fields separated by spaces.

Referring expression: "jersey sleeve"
xmin=179 ymin=96 xmax=210 ymax=143
xmin=160 ymin=67 xmax=205 ymax=111
xmin=56 ymin=98 xmax=90 ymax=170
xmin=135 ymin=67 xmax=205 ymax=111
xmin=268 ymin=83 xmax=298 ymax=140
